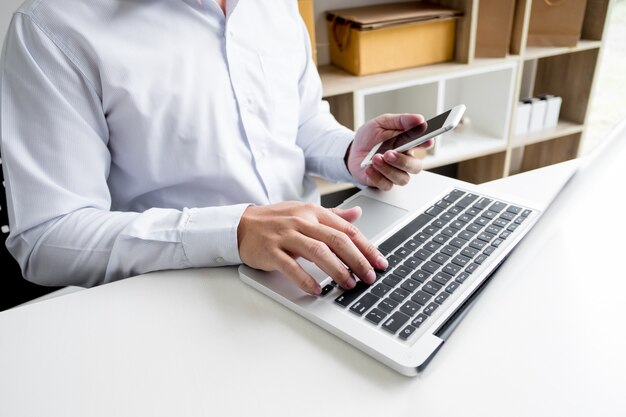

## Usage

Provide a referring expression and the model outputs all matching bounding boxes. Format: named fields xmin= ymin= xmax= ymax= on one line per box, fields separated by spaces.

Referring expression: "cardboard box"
xmin=326 ymin=2 xmax=461 ymax=76
xmin=527 ymin=0 xmax=588 ymax=47
xmin=475 ymin=0 xmax=515 ymax=58
xmin=298 ymin=0 xmax=317 ymax=64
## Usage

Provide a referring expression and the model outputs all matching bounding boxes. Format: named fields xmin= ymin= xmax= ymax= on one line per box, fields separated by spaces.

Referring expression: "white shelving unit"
xmin=311 ymin=0 xmax=613 ymax=194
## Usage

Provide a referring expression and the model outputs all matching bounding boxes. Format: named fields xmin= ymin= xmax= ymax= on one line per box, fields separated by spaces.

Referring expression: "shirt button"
xmin=215 ymin=257 xmax=224 ymax=264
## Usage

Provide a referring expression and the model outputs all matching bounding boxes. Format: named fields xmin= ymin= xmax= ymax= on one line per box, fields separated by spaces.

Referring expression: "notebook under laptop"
xmin=238 ymin=161 xmax=578 ymax=376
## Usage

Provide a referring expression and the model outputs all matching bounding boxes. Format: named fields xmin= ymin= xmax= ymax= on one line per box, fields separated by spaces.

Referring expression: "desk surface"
xmin=2 ymin=125 xmax=626 ymax=417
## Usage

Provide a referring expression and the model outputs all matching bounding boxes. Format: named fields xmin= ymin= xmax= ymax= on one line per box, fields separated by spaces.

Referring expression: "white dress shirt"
xmin=0 ymin=0 xmax=356 ymax=287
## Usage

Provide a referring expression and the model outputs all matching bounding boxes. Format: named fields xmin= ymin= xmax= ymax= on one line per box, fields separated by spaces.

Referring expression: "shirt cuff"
xmin=322 ymin=132 xmax=360 ymax=186
xmin=181 ymin=204 xmax=250 ymax=267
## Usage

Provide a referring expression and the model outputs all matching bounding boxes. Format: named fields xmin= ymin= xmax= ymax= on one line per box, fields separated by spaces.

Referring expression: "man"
xmin=0 ymin=0 xmax=430 ymax=295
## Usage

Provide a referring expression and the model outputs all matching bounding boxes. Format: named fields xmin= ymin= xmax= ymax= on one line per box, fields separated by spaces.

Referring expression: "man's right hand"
xmin=237 ymin=202 xmax=389 ymax=295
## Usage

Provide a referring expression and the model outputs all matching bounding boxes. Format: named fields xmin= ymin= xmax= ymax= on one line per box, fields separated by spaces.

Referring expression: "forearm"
xmin=8 ymin=205 xmax=249 ymax=287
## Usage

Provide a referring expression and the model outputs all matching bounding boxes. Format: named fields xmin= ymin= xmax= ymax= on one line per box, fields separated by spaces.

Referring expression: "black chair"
xmin=0 ymin=155 xmax=61 ymax=311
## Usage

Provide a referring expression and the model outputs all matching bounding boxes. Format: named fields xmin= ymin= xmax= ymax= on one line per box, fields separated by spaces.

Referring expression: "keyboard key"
xmin=320 ymin=284 xmax=334 ymax=296
xmin=481 ymin=210 xmax=497 ymax=220
xmin=521 ymin=209 xmax=532 ymax=217
xmin=483 ymin=246 xmax=496 ymax=256
xmin=489 ymin=201 xmax=507 ymax=212
xmin=414 ymin=249 xmax=432 ymax=261
xmin=475 ymin=254 xmax=488 ymax=264
xmin=422 ymin=302 xmax=439 ymax=316
xmin=410 ymin=270 xmax=430 ymax=283
xmin=413 ymin=233 xmax=429 ymax=243
xmin=507 ymin=205 xmax=522 ymax=214
xmin=431 ymin=253 xmax=450 ymax=265
xmin=442 ymin=263 xmax=461 ymax=276
xmin=394 ymin=265 xmax=411 ymax=278
xmin=424 ymin=241 xmax=442 ymax=252
xmin=400 ymin=300 xmax=421 ymax=317
xmin=436 ymin=200 xmax=452 ymax=209
xmin=507 ymin=224 xmax=519 ymax=232
xmin=421 ymin=261 xmax=440 ymax=274
xmin=389 ymin=288 xmax=410 ymax=303
xmin=450 ymin=237 xmax=466 ymax=248
xmin=456 ymin=193 xmax=479 ymax=208
xmin=445 ymin=281 xmax=460 ymax=293
xmin=469 ymin=239 xmax=487 ymax=250
xmin=456 ymin=272 xmax=470 ymax=283
xmin=399 ymin=325 xmax=418 ymax=340
xmin=422 ymin=281 xmax=442 ymax=295
xmin=386 ymin=255 xmax=402 ymax=267
xmin=371 ymin=283 xmax=392 ymax=298
xmin=449 ymin=220 xmax=465 ymax=230
xmin=500 ymin=231 xmax=512 ymax=240
xmin=486 ymin=225 xmax=502 ymax=235
xmin=458 ymin=214 xmax=472 ymax=223
xmin=394 ymin=247 xmax=411 ymax=258
xmin=474 ymin=217 xmax=490 ymax=227
xmin=473 ymin=197 xmax=493 ymax=209
xmin=500 ymin=212 xmax=515 ymax=221
xmin=426 ymin=206 xmax=444 ymax=217
xmin=400 ymin=279 xmax=419 ymax=293
xmin=403 ymin=240 xmax=420 ymax=251
xmin=382 ymin=311 xmax=410 ymax=334
xmin=378 ymin=298 xmax=399 ymax=314
xmin=461 ymin=247 xmax=478 ymax=258
xmin=451 ymin=255 xmax=471 ymax=267
xmin=365 ymin=308 xmax=388 ymax=325
xmin=492 ymin=238 xmax=504 ymax=248
xmin=378 ymin=213 xmax=431 ymax=253
xmin=410 ymin=290 xmax=432 ymax=305
xmin=434 ymin=292 xmax=450 ymax=304
xmin=382 ymin=274 xmax=402 ymax=287
xmin=493 ymin=218 xmax=509 ymax=227
xmin=444 ymin=189 xmax=465 ymax=203
xmin=515 ymin=216 xmax=526 ymax=225
xmin=458 ymin=230 xmax=475 ymax=241
xmin=402 ymin=257 xmax=422 ymax=269
xmin=334 ymin=281 xmax=369 ymax=307
xmin=433 ymin=272 xmax=453 ymax=285
xmin=441 ymin=227 xmax=457 ymax=237
xmin=465 ymin=263 xmax=479 ymax=274
xmin=441 ymin=245 xmax=459 ymax=256
xmin=411 ymin=313 xmax=429 ymax=328
xmin=477 ymin=232 xmax=495 ymax=243
xmin=432 ymin=234 xmax=451 ymax=245
xmin=350 ymin=293 xmax=380 ymax=316
xmin=431 ymin=219 xmax=447 ymax=228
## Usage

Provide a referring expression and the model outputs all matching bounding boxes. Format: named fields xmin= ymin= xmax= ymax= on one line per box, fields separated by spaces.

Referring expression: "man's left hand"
xmin=346 ymin=113 xmax=433 ymax=191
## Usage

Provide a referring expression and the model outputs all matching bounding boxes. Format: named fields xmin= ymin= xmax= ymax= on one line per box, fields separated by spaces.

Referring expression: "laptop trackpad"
xmin=340 ymin=196 xmax=408 ymax=241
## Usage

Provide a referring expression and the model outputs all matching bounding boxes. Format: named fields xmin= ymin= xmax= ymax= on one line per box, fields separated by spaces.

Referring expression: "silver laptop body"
xmin=238 ymin=166 xmax=576 ymax=376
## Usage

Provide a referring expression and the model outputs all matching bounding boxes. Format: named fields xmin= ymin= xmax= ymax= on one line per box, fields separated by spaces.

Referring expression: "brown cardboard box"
xmin=326 ymin=2 xmax=462 ymax=76
xmin=527 ymin=0 xmax=588 ymax=47
xmin=298 ymin=0 xmax=317 ymax=64
xmin=475 ymin=0 xmax=516 ymax=57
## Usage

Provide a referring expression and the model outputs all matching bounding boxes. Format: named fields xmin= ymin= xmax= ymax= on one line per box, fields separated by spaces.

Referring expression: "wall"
xmin=1 ymin=0 xmax=23 ymax=47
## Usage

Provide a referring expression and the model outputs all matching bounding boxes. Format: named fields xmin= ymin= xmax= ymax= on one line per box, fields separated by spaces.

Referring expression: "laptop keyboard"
xmin=331 ymin=189 xmax=534 ymax=342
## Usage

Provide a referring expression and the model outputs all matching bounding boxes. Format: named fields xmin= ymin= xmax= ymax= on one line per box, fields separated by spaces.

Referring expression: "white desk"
xmin=2 ymin=123 xmax=626 ymax=416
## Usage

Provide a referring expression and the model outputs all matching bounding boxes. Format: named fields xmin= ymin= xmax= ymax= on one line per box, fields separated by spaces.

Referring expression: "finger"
xmin=383 ymin=150 xmax=423 ymax=175
xmin=298 ymin=222 xmax=376 ymax=286
xmin=288 ymin=233 xmax=358 ymax=289
xmin=275 ymin=251 xmax=322 ymax=295
xmin=333 ymin=206 xmax=362 ymax=224
xmin=375 ymin=113 xmax=425 ymax=133
xmin=364 ymin=166 xmax=394 ymax=191
xmin=373 ymin=154 xmax=411 ymax=186
xmin=322 ymin=207 xmax=389 ymax=271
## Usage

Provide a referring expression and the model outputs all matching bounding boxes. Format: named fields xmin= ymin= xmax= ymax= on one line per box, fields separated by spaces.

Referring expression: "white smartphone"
xmin=360 ymin=104 xmax=466 ymax=169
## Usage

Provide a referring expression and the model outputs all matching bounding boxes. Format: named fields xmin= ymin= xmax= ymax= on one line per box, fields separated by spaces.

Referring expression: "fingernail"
xmin=365 ymin=269 xmax=376 ymax=284
xmin=345 ymin=277 xmax=356 ymax=289
xmin=385 ymin=151 xmax=398 ymax=162
xmin=377 ymin=256 xmax=389 ymax=270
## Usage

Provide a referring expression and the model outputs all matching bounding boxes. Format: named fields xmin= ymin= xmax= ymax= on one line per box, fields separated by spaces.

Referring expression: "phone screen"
xmin=374 ymin=110 xmax=451 ymax=155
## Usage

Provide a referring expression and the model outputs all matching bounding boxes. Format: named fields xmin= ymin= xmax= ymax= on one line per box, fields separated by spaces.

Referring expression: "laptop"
xmin=238 ymin=159 xmax=578 ymax=376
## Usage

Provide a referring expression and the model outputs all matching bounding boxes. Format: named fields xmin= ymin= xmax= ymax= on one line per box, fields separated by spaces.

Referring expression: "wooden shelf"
xmin=512 ymin=120 xmax=584 ymax=148
xmin=523 ymin=40 xmax=602 ymax=61
xmin=423 ymin=131 xmax=507 ymax=170
xmin=319 ymin=58 xmax=516 ymax=98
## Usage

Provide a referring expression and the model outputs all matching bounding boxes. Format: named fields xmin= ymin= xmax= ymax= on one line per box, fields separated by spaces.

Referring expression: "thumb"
xmin=330 ymin=206 xmax=362 ymax=224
